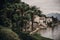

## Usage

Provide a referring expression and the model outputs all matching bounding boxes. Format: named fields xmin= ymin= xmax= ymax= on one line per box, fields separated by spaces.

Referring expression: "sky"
xmin=21 ymin=0 xmax=60 ymax=14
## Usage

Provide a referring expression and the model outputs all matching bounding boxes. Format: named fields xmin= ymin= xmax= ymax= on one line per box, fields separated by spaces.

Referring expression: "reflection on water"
xmin=38 ymin=24 xmax=60 ymax=40
xmin=39 ymin=27 xmax=53 ymax=39
xmin=53 ymin=25 xmax=60 ymax=40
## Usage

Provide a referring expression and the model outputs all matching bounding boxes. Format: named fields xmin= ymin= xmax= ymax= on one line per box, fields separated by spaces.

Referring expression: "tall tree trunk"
xmin=31 ymin=13 xmax=34 ymax=31
xmin=20 ymin=9 xmax=24 ymax=31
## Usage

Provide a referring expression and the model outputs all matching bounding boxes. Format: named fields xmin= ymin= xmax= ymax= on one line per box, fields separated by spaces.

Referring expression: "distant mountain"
xmin=46 ymin=13 xmax=60 ymax=20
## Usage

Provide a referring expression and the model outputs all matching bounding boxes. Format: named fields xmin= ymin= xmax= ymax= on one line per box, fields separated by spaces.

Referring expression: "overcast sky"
xmin=21 ymin=0 xmax=60 ymax=14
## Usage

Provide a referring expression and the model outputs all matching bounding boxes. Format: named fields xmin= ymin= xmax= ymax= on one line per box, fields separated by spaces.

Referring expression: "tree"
xmin=0 ymin=0 xmax=42 ymax=33
xmin=25 ymin=6 xmax=41 ymax=31
xmin=0 ymin=0 xmax=31 ymax=33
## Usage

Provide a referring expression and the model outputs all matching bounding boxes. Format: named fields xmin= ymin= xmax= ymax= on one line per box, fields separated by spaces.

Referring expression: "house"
xmin=34 ymin=15 xmax=53 ymax=28
xmin=46 ymin=17 xmax=52 ymax=23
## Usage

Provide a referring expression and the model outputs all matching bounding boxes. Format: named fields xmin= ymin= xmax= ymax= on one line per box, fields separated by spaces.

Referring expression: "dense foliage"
xmin=0 ymin=0 xmax=41 ymax=33
xmin=0 ymin=0 xmax=53 ymax=40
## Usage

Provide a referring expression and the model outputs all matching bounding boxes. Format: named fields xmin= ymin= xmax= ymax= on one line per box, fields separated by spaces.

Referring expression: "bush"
xmin=0 ymin=27 xmax=20 ymax=40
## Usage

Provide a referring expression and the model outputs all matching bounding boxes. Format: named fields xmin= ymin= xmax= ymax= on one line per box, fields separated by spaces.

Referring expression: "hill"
xmin=46 ymin=13 xmax=60 ymax=20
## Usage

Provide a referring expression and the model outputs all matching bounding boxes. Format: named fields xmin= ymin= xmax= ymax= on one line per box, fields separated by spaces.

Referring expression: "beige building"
xmin=34 ymin=15 xmax=53 ymax=28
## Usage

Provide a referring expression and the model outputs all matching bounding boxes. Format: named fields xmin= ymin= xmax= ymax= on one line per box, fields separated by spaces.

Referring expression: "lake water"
xmin=38 ymin=24 xmax=60 ymax=40
xmin=53 ymin=25 xmax=60 ymax=40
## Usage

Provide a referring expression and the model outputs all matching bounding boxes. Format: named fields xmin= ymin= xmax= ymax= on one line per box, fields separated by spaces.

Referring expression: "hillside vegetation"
xmin=0 ymin=0 xmax=53 ymax=40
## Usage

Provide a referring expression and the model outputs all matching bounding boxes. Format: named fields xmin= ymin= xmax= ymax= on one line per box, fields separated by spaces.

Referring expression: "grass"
xmin=0 ymin=26 xmax=20 ymax=40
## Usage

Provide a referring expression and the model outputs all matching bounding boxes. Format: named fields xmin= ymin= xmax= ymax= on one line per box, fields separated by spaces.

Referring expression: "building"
xmin=34 ymin=15 xmax=53 ymax=28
